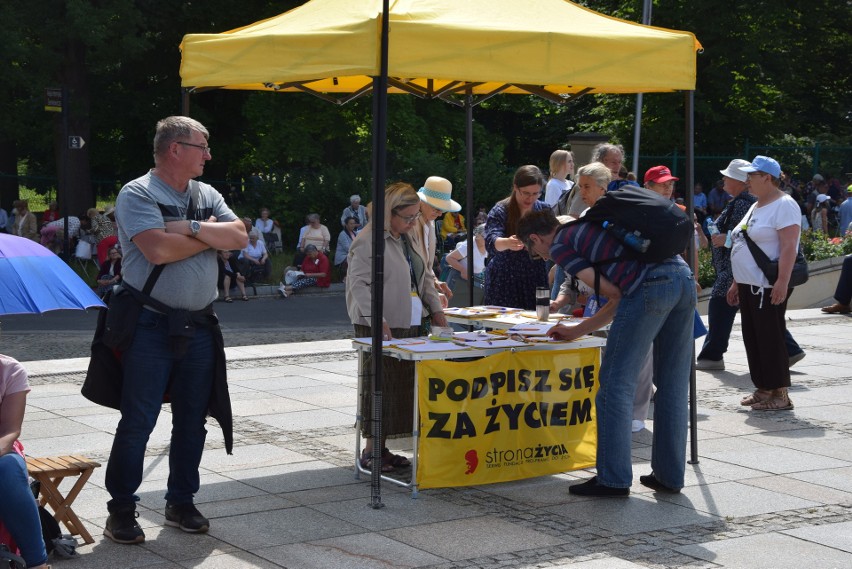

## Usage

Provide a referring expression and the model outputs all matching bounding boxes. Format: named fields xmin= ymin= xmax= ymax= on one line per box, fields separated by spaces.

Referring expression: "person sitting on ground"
xmin=96 ymin=246 xmax=123 ymax=297
xmin=439 ymin=210 xmax=467 ymax=250
xmin=335 ymin=216 xmax=359 ymax=279
xmin=253 ymin=207 xmax=280 ymax=253
xmin=474 ymin=205 xmax=488 ymax=226
xmin=0 ymin=354 xmax=50 ymax=569
xmin=279 ymin=244 xmax=330 ymax=297
xmin=821 ymin=254 xmax=852 ymax=315
xmin=295 ymin=213 xmax=330 ymax=267
xmin=87 ymin=206 xmax=118 ymax=264
xmin=217 ymin=249 xmax=248 ymax=302
xmin=40 ymin=215 xmax=82 ymax=254
xmin=42 ymin=200 xmax=60 ymax=224
xmin=238 ymin=229 xmax=271 ymax=283
xmin=11 ymin=200 xmax=38 ymax=242
xmin=340 ymin=194 xmax=369 ymax=230
xmin=440 ymin=223 xmax=487 ymax=292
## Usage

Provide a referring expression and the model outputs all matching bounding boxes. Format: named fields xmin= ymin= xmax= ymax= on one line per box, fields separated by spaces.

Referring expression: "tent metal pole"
xmin=368 ymin=0 xmax=390 ymax=509
xmin=465 ymin=92 xmax=475 ymax=306
xmin=631 ymin=0 xmax=653 ymax=174
xmin=685 ymin=89 xmax=699 ymax=465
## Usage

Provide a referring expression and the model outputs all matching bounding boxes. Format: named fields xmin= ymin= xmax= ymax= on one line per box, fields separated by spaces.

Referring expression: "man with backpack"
xmin=518 ymin=204 xmax=695 ymax=496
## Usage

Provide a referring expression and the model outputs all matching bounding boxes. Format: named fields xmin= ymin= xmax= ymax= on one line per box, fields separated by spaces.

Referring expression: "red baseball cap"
xmin=644 ymin=165 xmax=679 ymax=184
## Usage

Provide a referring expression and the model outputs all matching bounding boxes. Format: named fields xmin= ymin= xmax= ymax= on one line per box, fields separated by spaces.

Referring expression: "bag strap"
xmin=142 ymin=180 xmax=201 ymax=295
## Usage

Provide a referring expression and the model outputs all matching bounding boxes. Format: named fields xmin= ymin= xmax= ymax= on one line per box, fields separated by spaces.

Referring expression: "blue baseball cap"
xmin=739 ymin=155 xmax=781 ymax=178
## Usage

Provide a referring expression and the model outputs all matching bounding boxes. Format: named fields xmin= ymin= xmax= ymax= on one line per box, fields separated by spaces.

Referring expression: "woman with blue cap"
xmin=728 ymin=155 xmax=801 ymax=411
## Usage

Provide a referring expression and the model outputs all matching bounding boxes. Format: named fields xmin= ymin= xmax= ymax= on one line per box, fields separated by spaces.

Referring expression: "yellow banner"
xmin=416 ymin=348 xmax=599 ymax=489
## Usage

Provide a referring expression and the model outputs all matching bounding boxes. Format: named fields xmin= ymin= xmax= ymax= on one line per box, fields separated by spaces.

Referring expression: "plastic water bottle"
xmin=602 ymin=221 xmax=650 ymax=253
xmin=707 ymin=218 xmax=720 ymax=236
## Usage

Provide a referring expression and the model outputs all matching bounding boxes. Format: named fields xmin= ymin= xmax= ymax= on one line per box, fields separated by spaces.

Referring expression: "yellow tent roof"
xmin=180 ymin=0 xmax=700 ymax=100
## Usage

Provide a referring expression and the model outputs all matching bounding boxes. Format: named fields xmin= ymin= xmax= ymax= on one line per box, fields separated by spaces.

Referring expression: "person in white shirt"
xmin=543 ymin=149 xmax=575 ymax=207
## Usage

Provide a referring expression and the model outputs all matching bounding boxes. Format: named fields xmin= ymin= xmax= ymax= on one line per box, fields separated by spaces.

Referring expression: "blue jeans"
xmin=698 ymin=295 xmax=802 ymax=361
xmin=596 ymin=261 xmax=695 ymax=489
xmin=0 ymin=453 xmax=48 ymax=567
xmin=551 ymin=265 xmax=566 ymax=300
xmin=105 ymin=309 xmax=215 ymax=509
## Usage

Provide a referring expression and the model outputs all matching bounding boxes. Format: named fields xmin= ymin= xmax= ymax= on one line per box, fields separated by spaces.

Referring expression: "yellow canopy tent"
xmin=180 ymin=0 xmax=699 ymax=100
xmin=180 ymin=1 xmax=702 ymax=501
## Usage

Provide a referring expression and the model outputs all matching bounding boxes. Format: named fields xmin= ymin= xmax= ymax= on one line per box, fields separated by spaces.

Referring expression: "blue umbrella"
xmin=0 ymin=233 xmax=105 ymax=315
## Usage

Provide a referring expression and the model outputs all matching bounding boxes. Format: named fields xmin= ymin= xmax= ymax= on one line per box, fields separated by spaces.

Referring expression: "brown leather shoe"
xmin=821 ymin=303 xmax=851 ymax=314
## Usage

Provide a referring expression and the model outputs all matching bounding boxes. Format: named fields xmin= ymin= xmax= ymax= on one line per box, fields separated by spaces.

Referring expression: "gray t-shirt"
xmin=116 ymin=170 xmax=237 ymax=310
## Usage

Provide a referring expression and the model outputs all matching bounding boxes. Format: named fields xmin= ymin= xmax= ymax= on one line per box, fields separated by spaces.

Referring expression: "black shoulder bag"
xmin=81 ymin=183 xmax=200 ymax=408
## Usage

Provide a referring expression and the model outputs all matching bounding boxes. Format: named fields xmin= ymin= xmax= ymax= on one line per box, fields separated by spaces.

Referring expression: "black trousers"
xmin=738 ymin=284 xmax=791 ymax=390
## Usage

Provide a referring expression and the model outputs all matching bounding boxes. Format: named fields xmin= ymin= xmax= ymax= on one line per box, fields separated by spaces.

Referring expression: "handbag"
xmin=740 ymin=220 xmax=809 ymax=287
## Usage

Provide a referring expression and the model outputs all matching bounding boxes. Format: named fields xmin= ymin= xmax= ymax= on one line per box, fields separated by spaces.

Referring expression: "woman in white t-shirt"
xmin=728 ymin=156 xmax=801 ymax=411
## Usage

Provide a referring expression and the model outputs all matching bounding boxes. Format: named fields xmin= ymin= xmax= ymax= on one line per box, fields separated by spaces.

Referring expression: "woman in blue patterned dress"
xmin=482 ymin=165 xmax=549 ymax=309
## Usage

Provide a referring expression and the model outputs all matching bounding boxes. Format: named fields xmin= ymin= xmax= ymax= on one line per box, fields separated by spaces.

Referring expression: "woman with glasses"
xmin=728 ymin=155 xmax=801 ymax=411
xmin=482 ymin=165 xmax=549 ymax=309
xmin=345 ymin=183 xmax=448 ymax=473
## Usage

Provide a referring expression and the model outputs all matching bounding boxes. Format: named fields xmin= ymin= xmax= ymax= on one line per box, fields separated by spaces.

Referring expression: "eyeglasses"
xmin=393 ymin=211 xmax=422 ymax=224
xmin=177 ymin=141 xmax=212 ymax=155
xmin=517 ymin=189 xmax=541 ymax=199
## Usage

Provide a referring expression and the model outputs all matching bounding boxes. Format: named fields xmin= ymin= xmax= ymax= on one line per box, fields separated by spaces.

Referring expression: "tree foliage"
xmin=1 ymin=0 xmax=849 ymax=228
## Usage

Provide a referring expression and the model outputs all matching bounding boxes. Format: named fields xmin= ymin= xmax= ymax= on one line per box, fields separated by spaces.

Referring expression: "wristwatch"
xmin=189 ymin=220 xmax=201 ymax=237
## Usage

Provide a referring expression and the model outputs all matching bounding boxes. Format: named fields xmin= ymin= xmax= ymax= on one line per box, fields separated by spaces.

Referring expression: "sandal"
xmin=360 ymin=450 xmax=394 ymax=473
xmin=241 ymin=295 xmax=249 ymax=301
xmin=740 ymin=390 xmax=772 ymax=406
xmin=821 ymin=303 xmax=851 ymax=314
xmin=751 ymin=395 xmax=794 ymax=411
xmin=382 ymin=447 xmax=411 ymax=468
xmin=223 ymin=297 xmax=233 ymax=303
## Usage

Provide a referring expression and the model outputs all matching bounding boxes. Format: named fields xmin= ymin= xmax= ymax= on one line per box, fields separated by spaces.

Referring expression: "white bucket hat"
xmin=719 ymin=159 xmax=750 ymax=183
xmin=418 ymin=176 xmax=461 ymax=213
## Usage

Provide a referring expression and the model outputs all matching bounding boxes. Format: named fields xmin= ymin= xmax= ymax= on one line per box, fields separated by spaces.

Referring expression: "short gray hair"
xmin=153 ymin=116 xmax=209 ymax=159
xmin=307 ymin=213 xmax=320 ymax=223
xmin=591 ymin=142 xmax=624 ymax=164
xmin=576 ymin=162 xmax=612 ymax=190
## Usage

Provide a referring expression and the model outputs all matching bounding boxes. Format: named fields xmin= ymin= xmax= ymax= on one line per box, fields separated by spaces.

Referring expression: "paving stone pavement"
xmin=12 ymin=309 xmax=852 ymax=569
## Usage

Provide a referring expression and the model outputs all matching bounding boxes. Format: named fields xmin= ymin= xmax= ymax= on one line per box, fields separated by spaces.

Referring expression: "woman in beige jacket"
xmin=346 ymin=182 xmax=448 ymax=472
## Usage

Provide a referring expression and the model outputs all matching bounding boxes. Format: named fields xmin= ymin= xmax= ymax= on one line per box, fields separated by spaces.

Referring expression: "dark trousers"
xmin=834 ymin=256 xmax=852 ymax=305
xmin=738 ymin=284 xmax=791 ymax=390
xmin=699 ymin=295 xmax=802 ymax=361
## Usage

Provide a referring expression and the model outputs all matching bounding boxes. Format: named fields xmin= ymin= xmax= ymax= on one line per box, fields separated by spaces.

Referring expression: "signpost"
xmin=68 ymin=136 xmax=86 ymax=150
xmin=45 ymin=88 xmax=63 ymax=112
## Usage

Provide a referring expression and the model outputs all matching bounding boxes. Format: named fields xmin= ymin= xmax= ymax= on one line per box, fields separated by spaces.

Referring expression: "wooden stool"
xmin=26 ymin=455 xmax=101 ymax=545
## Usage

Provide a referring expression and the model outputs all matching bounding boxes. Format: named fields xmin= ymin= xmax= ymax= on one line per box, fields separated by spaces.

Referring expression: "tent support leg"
xmin=685 ymin=89 xmax=699 ymax=466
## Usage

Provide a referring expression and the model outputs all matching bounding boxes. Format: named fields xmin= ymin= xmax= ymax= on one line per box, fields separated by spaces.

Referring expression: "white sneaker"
xmin=278 ymin=283 xmax=288 ymax=298
xmin=631 ymin=420 xmax=645 ymax=433
xmin=695 ymin=358 xmax=725 ymax=371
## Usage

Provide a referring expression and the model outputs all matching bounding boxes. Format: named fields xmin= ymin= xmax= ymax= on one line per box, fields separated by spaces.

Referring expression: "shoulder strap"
xmin=142 ymin=180 xmax=201 ymax=295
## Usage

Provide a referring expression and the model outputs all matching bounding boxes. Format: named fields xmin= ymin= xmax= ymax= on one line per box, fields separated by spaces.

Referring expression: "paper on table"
xmin=444 ymin=307 xmax=498 ymax=318
xmin=468 ymin=305 xmax=522 ymax=314
xmin=463 ymin=338 xmax=528 ymax=348
xmin=505 ymin=322 xmax=555 ymax=336
xmin=395 ymin=341 xmax=471 ymax=353
xmin=452 ymin=331 xmax=502 ymax=341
